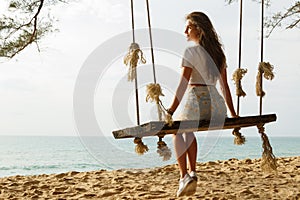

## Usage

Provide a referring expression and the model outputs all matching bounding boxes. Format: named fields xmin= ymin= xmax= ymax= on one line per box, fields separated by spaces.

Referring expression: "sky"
xmin=0 ymin=0 xmax=299 ymax=137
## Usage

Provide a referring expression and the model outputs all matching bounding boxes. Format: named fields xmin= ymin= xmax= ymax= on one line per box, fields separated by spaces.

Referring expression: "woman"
xmin=167 ymin=12 xmax=237 ymax=197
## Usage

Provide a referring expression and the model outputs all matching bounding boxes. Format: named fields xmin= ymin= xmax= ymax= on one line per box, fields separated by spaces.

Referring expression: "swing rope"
xmin=124 ymin=0 xmax=171 ymax=157
xmin=146 ymin=83 xmax=164 ymax=120
xmin=144 ymin=0 xmax=172 ymax=160
xmin=145 ymin=0 xmax=157 ymax=84
xmin=257 ymin=124 xmax=277 ymax=172
xmin=144 ymin=0 xmax=172 ymax=125
xmin=256 ymin=0 xmax=277 ymax=172
xmin=124 ymin=43 xmax=146 ymax=82
xmin=124 ymin=0 xmax=148 ymax=155
xmin=259 ymin=0 xmax=264 ymax=116
xmin=157 ymin=136 xmax=172 ymax=161
xmin=232 ymin=1 xmax=277 ymax=172
xmin=232 ymin=127 xmax=246 ymax=145
xmin=232 ymin=0 xmax=246 ymax=145
xmin=235 ymin=0 xmax=247 ymax=109
xmin=144 ymin=0 xmax=166 ymax=121
xmin=256 ymin=62 xmax=274 ymax=97
xmin=232 ymin=68 xmax=247 ymax=97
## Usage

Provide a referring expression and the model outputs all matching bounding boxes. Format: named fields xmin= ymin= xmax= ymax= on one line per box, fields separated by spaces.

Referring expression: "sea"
xmin=0 ymin=135 xmax=299 ymax=178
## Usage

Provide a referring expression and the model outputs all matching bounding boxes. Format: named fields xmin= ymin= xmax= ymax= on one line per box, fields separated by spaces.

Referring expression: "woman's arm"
xmin=219 ymin=66 xmax=238 ymax=117
xmin=168 ymin=67 xmax=192 ymax=115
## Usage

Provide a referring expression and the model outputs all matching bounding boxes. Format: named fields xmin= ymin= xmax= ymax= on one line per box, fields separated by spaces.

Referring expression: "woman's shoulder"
xmin=185 ymin=45 xmax=205 ymax=54
xmin=185 ymin=44 xmax=200 ymax=50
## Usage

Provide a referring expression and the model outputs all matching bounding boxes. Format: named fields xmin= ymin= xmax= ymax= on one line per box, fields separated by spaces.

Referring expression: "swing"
xmin=112 ymin=0 xmax=277 ymax=171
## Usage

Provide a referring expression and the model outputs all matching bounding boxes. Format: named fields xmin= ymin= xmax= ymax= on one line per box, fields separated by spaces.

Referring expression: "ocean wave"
xmin=0 ymin=163 xmax=102 ymax=172
xmin=0 ymin=165 xmax=60 ymax=171
xmin=0 ymin=163 xmax=102 ymax=175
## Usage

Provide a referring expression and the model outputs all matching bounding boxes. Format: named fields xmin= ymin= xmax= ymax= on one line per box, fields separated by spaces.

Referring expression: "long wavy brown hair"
xmin=186 ymin=12 xmax=226 ymax=77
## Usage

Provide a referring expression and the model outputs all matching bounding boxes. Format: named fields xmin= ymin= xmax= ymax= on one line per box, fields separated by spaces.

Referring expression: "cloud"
xmin=58 ymin=0 xmax=129 ymax=23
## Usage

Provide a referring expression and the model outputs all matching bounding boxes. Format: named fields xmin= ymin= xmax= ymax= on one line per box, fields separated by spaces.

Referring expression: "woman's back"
xmin=182 ymin=45 xmax=219 ymax=86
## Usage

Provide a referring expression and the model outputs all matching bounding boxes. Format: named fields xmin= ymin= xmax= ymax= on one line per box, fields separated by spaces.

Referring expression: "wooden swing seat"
xmin=112 ymin=114 xmax=276 ymax=139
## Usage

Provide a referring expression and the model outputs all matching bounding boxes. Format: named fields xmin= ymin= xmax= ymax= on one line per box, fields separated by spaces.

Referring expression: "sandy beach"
xmin=0 ymin=156 xmax=299 ymax=199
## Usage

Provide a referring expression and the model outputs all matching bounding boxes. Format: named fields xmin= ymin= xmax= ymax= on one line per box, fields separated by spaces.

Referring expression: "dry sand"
xmin=0 ymin=156 xmax=299 ymax=200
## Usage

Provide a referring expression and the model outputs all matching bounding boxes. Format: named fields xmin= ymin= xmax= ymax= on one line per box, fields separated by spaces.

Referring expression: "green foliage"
xmin=225 ymin=0 xmax=238 ymax=4
xmin=0 ymin=0 xmax=64 ymax=59
xmin=225 ymin=0 xmax=271 ymax=7
xmin=226 ymin=0 xmax=299 ymax=37
xmin=265 ymin=1 xmax=300 ymax=37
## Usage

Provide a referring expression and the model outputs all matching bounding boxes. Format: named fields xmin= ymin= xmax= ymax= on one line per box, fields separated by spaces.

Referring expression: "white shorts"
xmin=178 ymin=85 xmax=227 ymax=122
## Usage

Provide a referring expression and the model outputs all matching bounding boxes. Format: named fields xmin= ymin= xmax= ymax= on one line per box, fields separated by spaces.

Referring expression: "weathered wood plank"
xmin=112 ymin=114 xmax=277 ymax=139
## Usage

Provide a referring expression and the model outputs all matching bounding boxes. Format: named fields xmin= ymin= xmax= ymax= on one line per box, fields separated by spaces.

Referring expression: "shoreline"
xmin=0 ymin=156 xmax=299 ymax=199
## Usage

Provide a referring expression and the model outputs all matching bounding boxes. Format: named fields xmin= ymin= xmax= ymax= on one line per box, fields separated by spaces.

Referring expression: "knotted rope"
xmin=157 ymin=137 xmax=172 ymax=161
xmin=124 ymin=43 xmax=146 ymax=82
xmin=146 ymin=83 xmax=164 ymax=120
xmin=232 ymin=127 xmax=246 ymax=145
xmin=257 ymin=124 xmax=277 ymax=172
xmin=144 ymin=0 xmax=174 ymax=126
xmin=256 ymin=62 xmax=275 ymax=97
xmin=234 ymin=0 xmax=244 ymax=116
xmin=232 ymin=68 xmax=247 ymax=97
xmin=134 ymin=137 xmax=149 ymax=155
xmin=145 ymin=83 xmax=174 ymax=126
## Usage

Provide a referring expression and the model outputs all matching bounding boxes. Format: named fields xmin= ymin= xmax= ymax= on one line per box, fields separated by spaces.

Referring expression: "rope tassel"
xmin=146 ymin=83 xmax=174 ymax=126
xmin=232 ymin=127 xmax=246 ymax=145
xmin=124 ymin=43 xmax=146 ymax=82
xmin=232 ymin=68 xmax=247 ymax=97
xmin=157 ymin=137 xmax=172 ymax=161
xmin=134 ymin=137 xmax=148 ymax=155
xmin=257 ymin=124 xmax=277 ymax=172
xmin=146 ymin=83 xmax=165 ymax=121
xmin=256 ymin=62 xmax=275 ymax=97
xmin=146 ymin=83 xmax=164 ymax=103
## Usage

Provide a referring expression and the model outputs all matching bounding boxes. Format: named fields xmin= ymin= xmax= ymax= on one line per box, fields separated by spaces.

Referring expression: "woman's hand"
xmin=168 ymin=67 xmax=192 ymax=116
xmin=166 ymin=108 xmax=174 ymax=116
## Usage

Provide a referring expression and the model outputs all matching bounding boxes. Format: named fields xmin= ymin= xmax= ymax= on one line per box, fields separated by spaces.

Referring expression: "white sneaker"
xmin=176 ymin=174 xmax=197 ymax=197
xmin=190 ymin=171 xmax=198 ymax=182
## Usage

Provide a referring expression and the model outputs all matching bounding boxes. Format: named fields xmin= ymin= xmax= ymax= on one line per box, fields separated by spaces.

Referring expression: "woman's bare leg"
xmin=173 ymin=133 xmax=188 ymax=178
xmin=184 ymin=132 xmax=197 ymax=172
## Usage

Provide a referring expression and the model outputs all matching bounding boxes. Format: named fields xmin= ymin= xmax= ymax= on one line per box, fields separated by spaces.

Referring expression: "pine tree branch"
xmin=6 ymin=0 xmax=44 ymax=58
xmin=266 ymin=1 xmax=300 ymax=37
xmin=0 ymin=0 xmax=64 ymax=59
